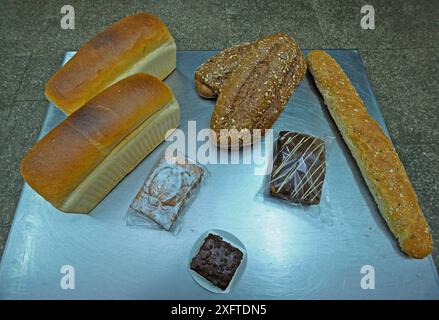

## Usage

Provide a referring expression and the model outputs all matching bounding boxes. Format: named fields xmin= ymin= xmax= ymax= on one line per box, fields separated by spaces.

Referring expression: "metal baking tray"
xmin=0 ymin=50 xmax=438 ymax=299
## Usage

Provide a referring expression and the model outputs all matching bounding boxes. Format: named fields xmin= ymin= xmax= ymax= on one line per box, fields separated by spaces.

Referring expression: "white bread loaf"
xmin=45 ymin=12 xmax=176 ymax=114
xmin=22 ymin=73 xmax=180 ymax=213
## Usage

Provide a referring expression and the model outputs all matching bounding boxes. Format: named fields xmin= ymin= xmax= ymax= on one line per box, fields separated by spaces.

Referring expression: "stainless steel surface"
xmin=0 ymin=50 xmax=438 ymax=299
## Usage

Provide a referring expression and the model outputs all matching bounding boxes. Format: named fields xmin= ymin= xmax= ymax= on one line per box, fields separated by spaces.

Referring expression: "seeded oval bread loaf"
xmin=210 ymin=33 xmax=306 ymax=146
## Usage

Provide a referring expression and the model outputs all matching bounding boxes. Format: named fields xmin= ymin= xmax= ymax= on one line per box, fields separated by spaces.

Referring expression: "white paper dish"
xmin=188 ymin=229 xmax=247 ymax=294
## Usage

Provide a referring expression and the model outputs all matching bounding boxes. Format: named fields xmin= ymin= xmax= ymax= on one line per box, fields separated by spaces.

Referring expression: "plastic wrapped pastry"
xmin=270 ymin=131 xmax=326 ymax=205
xmin=129 ymin=155 xmax=205 ymax=231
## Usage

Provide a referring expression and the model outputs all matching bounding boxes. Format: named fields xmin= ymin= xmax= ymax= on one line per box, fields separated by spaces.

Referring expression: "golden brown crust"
xmin=210 ymin=33 xmax=306 ymax=145
xmin=45 ymin=12 xmax=172 ymax=114
xmin=194 ymin=42 xmax=251 ymax=98
xmin=21 ymin=73 xmax=172 ymax=208
xmin=194 ymin=78 xmax=217 ymax=99
xmin=307 ymin=50 xmax=432 ymax=259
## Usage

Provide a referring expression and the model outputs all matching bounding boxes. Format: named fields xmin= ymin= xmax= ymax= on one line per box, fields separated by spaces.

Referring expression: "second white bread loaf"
xmin=22 ymin=73 xmax=180 ymax=214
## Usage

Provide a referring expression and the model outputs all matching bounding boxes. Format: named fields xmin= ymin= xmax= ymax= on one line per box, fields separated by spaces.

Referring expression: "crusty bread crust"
xmin=22 ymin=73 xmax=172 ymax=209
xmin=194 ymin=42 xmax=250 ymax=98
xmin=45 ymin=12 xmax=173 ymax=114
xmin=194 ymin=78 xmax=217 ymax=99
xmin=307 ymin=50 xmax=432 ymax=259
xmin=210 ymin=33 xmax=306 ymax=146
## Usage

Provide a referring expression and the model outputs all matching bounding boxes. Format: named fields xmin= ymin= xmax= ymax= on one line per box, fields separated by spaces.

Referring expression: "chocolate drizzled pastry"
xmin=270 ymin=131 xmax=326 ymax=205
xmin=130 ymin=156 xmax=204 ymax=230
xmin=209 ymin=33 xmax=307 ymax=146
xmin=190 ymin=234 xmax=243 ymax=290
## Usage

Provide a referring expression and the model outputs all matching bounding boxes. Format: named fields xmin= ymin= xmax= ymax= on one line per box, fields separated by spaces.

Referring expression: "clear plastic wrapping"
xmin=125 ymin=152 xmax=207 ymax=234
xmin=258 ymin=128 xmax=335 ymax=221
xmin=270 ymin=131 xmax=326 ymax=204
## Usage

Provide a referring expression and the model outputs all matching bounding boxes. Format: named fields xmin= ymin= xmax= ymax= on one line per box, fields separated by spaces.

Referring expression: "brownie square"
xmin=270 ymin=131 xmax=326 ymax=205
xmin=190 ymin=234 xmax=243 ymax=290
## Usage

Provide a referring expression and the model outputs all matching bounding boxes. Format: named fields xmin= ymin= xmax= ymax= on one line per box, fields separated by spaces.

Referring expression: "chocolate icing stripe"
xmin=271 ymin=135 xmax=310 ymax=177
xmin=308 ymin=180 xmax=324 ymax=201
xmin=271 ymin=134 xmax=304 ymax=178
xmin=287 ymin=145 xmax=325 ymax=198
xmin=298 ymin=162 xmax=326 ymax=200
xmin=271 ymin=136 xmax=316 ymax=187
xmin=270 ymin=131 xmax=326 ymax=205
xmin=275 ymin=139 xmax=322 ymax=192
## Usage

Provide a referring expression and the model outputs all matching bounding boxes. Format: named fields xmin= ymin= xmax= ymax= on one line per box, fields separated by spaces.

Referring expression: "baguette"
xmin=22 ymin=73 xmax=180 ymax=213
xmin=45 ymin=12 xmax=176 ymax=114
xmin=307 ymin=50 xmax=432 ymax=258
